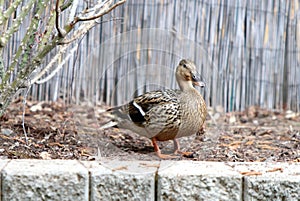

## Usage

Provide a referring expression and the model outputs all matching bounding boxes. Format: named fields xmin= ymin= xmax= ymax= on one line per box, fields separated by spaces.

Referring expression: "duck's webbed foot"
xmin=173 ymin=139 xmax=195 ymax=158
xmin=151 ymin=137 xmax=177 ymax=159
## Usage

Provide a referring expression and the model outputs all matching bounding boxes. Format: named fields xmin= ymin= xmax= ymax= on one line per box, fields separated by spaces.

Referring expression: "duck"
xmin=105 ymin=59 xmax=207 ymax=159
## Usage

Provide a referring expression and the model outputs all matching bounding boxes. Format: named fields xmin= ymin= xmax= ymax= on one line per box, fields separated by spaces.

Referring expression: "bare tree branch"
xmin=72 ymin=0 xmax=126 ymax=24
xmin=60 ymin=17 xmax=123 ymax=45
xmin=0 ymin=0 xmax=127 ymax=117
xmin=1 ymin=0 xmax=49 ymax=89
xmin=55 ymin=0 xmax=67 ymax=37
xmin=0 ymin=0 xmax=22 ymax=26
xmin=0 ymin=0 xmax=36 ymax=48
xmin=61 ymin=0 xmax=74 ymax=11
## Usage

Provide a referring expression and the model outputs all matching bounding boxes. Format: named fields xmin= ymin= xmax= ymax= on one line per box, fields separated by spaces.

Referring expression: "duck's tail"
xmin=99 ymin=120 xmax=118 ymax=129
xmin=99 ymin=105 xmax=129 ymax=130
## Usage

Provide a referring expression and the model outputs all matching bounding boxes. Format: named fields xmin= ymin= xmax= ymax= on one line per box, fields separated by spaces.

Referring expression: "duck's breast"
xmin=176 ymin=90 xmax=206 ymax=138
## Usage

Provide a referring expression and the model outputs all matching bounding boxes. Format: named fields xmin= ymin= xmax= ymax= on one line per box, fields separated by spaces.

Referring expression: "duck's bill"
xmin=193 ymin=81 xmax=205 ymax=88
xmin=191 ymin=72 xmax=205 ymax=88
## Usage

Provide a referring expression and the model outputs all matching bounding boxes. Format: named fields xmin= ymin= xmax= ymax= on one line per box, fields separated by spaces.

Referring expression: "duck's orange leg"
xmin=173 ymin=139 xmax=194 ymax=157
xmin=151 ymin=137 xmax=176 ymax=159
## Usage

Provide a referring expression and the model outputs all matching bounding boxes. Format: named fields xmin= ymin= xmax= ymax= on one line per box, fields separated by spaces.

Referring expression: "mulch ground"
xmin=0 ymin=97 xmax=299 ymax=162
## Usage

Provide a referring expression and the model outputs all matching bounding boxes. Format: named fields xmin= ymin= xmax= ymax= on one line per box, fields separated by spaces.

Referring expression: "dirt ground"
xmin=0 ymin=98 xmax=299 ymax=162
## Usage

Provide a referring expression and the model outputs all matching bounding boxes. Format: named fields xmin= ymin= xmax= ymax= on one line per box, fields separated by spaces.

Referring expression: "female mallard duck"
xmin=107 ymin=59 xmax=207 ymax=159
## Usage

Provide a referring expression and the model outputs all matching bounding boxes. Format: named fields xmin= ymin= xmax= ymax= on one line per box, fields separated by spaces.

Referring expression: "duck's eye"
xmin=182 ymin=64 xmax=187 ymax=68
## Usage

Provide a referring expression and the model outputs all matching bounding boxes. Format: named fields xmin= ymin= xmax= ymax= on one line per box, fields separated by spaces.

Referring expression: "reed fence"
xmin=3 ymin=0 xmax=300 ymax=112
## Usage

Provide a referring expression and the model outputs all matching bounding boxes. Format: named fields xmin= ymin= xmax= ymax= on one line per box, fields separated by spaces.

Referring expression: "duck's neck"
xmin=177 ymin=80 xmax=196 ymax=92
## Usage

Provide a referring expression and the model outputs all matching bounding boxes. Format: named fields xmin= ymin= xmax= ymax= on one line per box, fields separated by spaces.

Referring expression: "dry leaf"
xmin=112 ymin=166 xmax=128 ymax=171
xmin=240 ymin=171 xmax=262 ymax=176
xmin=266 ymin=167 xmax=283 ymax=173
xmin=245 ymin=140 xmax=254 ymax=145
xmin=257 ymin=144 xmax=279 ymax=150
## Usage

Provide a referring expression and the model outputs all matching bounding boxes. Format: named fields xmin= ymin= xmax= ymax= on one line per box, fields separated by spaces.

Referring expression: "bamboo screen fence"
xmin=3 ymin=0 xmax=300 ymax=112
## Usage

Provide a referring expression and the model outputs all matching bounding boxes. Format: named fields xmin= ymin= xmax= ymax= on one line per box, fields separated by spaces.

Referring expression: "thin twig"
xmin=69 ymin=34 xmax=84 ymax=102
xmin=72 ymin=0 xmax=126 ymax=24
xmin=32 ymin=45 xmax=77 ymax=84
xmin=22 ymin=86 xmax=32 ymax=144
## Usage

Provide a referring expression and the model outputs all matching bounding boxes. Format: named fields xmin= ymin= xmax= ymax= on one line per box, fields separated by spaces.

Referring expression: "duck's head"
xmin=175 ymin=59 xmax=205 ymax=91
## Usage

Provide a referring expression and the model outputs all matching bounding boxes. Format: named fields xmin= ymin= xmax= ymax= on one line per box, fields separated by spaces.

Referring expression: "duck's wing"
xmin=108 ymin=89 xmax=181 ymax=128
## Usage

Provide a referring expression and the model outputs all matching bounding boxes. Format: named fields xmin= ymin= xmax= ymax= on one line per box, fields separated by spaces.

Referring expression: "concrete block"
xmin=0 ymin=160 xmax=10 ymax=201
xmin=2 ymin=160 xmax=89 ymax=201
xmin=157 ymin=161 xmax=242 ymax=201
xmin=230 ymin=162 xmax=300 ymax=201
xmin=82 ymin=160 xmax=160 ymax=201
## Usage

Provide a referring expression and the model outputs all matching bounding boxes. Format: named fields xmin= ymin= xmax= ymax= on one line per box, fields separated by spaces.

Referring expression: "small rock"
xmin=285 ymin=110 xmax=298 ymax=119
xmin=229 ymin=115 xmax=236 ymax=124
xmin=39 ymin=151 xmax=52 ymax=160
xmin=30 ymin=103 xmax=43 ymax=112
xmin=1 ymin=128 xmax=15 ymax=136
